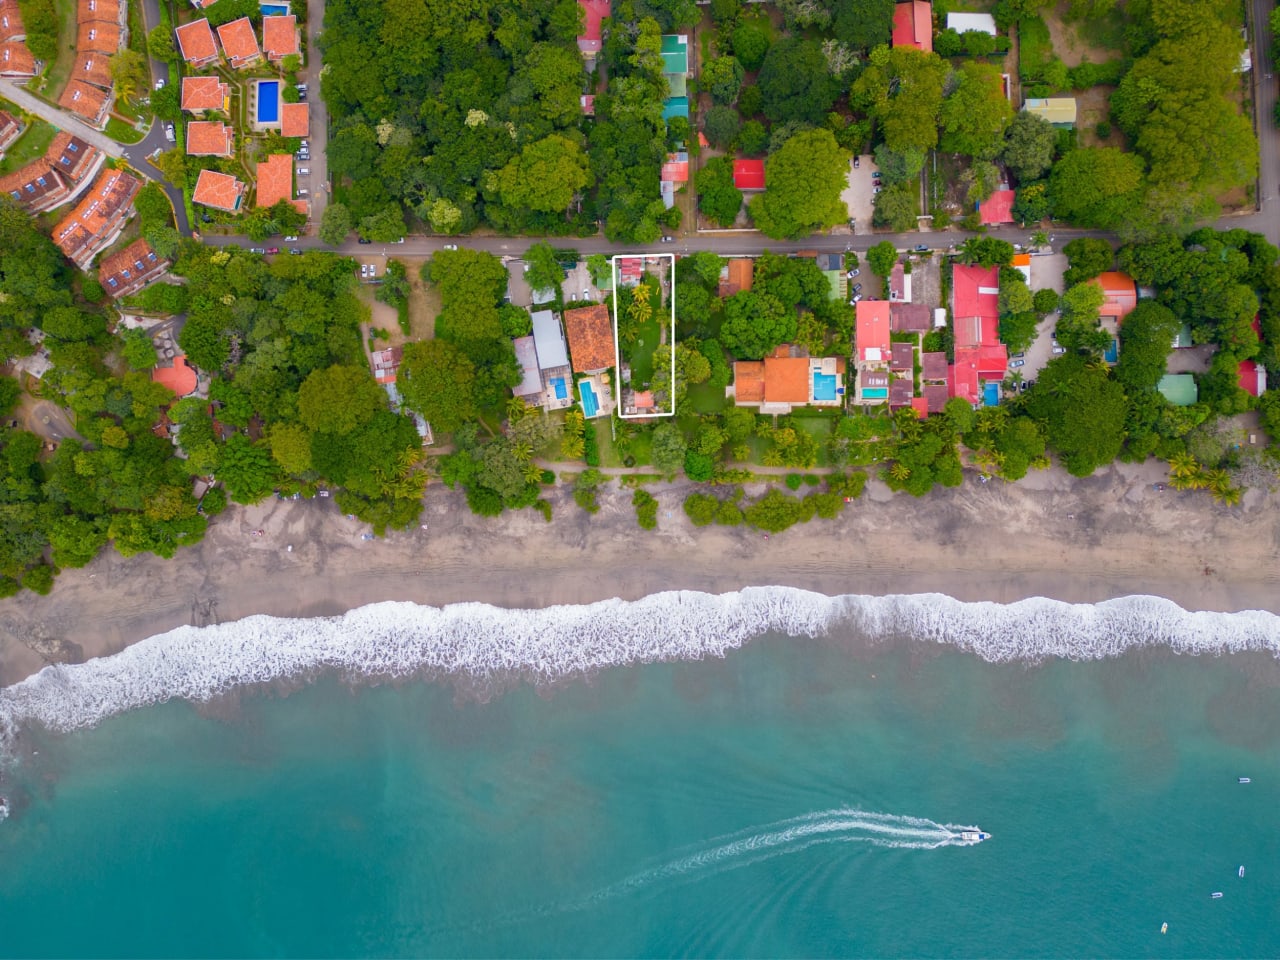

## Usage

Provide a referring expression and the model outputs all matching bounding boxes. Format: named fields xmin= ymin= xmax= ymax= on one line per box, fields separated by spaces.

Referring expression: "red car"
xmin=265 ymin=246 xmax=280 ymax=254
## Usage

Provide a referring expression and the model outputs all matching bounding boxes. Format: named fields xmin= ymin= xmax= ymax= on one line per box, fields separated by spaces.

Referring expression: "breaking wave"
xmin=2 ymin=588 xmax=1279 ymax=753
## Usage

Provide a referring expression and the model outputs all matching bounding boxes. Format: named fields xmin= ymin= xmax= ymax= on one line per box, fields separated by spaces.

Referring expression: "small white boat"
xmin=959 ymin=830 xmax=991 ymax=842
xmin=1238 ymin=777 xmax=1251 ymax=784
xmin=1239 ymin=865 xmax=1245 ymax=878
xmin=0 ymin=796 xmax=8 ymax=821
xmin=1161 ymin=922 xmax=1168 ymax=935
xmin=1211 ymin=892 xmax=1224 ymax=899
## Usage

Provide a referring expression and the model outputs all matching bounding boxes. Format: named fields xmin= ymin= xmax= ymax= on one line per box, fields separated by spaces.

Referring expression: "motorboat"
xmin=1239 ymin=865 xmax=1245 ymax=878
xmin=959 ymin=830 xmax=991 ymax=842
xmin=0 ymin=796 xmax=8 ymax=821
xmin=1238 ymin=777 xmax=1251 ymax=784
xmin=1160 ymin=922 xmax=1168 ymax=935
xmin=1211 ymin=892 xmax=1224 ymax=899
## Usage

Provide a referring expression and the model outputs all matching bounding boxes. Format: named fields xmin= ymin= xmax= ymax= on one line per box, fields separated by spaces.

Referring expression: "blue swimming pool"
xmin=1104 ymin=338 xmax=1118 ymax=363
xmin=580 ymin=380 xmax=599 ymax=418
xmin=260 ymin=2 xmax=289 ymax=13
xmin=862 ymin=388 xmax=888 ymax=400
xmin=551 ymin=377 xmax=567 ymax=400
xmin=256 ymin=80 xmax=280 ymax=124
xmin=813 ymin=372 xmax=837 ymax=402
xmin=983 ymin=381 xmax=1000 ymax=406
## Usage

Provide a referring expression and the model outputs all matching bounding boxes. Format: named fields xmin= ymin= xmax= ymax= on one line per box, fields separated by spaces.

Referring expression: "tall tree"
xmin=851 ymin=46 xmax=950 ymax=152
xmin=398 ymin=340 xmax=478 ymax=433
xmin=757 ymin=38 xmax=838 ymax=124
xmin=939 ymin=61 xmax=1013 ymax=159
xmin=748 ymin=128 xmax=850 ymax=239
xmin=1001 ymin=111 xmax=1057 ymax=183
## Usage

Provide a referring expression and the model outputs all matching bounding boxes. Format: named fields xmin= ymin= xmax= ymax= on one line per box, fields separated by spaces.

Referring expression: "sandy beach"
xmin=1 ymin=460 xmax=1278 ymax=687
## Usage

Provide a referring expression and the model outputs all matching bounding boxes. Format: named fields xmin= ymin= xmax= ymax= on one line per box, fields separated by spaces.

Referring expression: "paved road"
xmin=1251 ymin=0 xmax=1279 ymax=240
xmin=301 ymin=0 xmax=328 ymax=229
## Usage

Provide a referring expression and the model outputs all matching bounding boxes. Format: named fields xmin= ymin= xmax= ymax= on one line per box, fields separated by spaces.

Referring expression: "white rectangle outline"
xmin=611 ymin=253 xmax=676 ymax=419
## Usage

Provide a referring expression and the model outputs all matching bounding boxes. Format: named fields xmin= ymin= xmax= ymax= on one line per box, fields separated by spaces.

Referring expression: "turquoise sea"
xmin=1 ymin=617 xmax=1279 ymax=957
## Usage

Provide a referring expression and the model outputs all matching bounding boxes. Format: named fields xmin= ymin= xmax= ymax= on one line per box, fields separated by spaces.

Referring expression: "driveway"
xmin=302 ymin=0 xmax=329 ymax=231
xmin=841 ymin=155 xmax=877 ymax=234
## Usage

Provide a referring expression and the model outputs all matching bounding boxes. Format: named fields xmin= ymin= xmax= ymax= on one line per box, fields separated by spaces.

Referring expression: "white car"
xmin=1051 ymin=346 xmax=1067 ymax=355
xmin=443 ymin=243 xmax=458 ymax=251
xmin=154 ymin=78 xmax=165 ymax=90
xmin=283 ymin=235 xmax=298 ymax=241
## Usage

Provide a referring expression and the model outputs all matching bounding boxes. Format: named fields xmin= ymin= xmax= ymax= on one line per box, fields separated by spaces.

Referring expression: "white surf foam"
xmin=1 ymin=588 xmax=1279 ymax=751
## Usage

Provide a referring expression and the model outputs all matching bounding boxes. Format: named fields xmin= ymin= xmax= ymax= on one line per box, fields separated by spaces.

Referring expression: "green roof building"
xmin=661 ymin=34 xmax=688 ymax=75
xmin=1157 ymin=373 xmax=1198 ymax=406
xmin=662 ymin=96 xmax=689 ymax=121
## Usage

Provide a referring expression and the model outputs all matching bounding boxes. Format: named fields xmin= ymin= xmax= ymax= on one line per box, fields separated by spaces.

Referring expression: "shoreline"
xmin=2 ymin=459 xmax=1279 ymax=687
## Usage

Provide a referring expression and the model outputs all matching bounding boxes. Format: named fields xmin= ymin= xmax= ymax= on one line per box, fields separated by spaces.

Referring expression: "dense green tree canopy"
xmin=748 ymin=129 xmax=850 ymax=239
xmin=1049 ymin=147 xmax=1145 ymax=229
xmin=398 ymin=342 xmax=477 ymax=434
xmin=851 ymin=46 xmax=950 ymax=152
xmin=696 ymin=156 xmax=744 ymax=227
xmin=1001 ymin=111 xmax=1058 ymax=183
xmin=1025 ymin=355 xmax=1127 ymax=476
xmin=721 ymin=291 xmax=795 ymax=359
xmin=299 ymin=365 xmax=386 ymax=435
xmin=757 ymin=39 xmax=838 ymax=125
xmin=939 ymin=62 xmax=1014 ymax=159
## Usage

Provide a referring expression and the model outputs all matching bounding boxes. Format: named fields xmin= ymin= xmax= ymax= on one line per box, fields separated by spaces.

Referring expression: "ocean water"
xmin=1 ymin=591 xmax=1279 ymax=957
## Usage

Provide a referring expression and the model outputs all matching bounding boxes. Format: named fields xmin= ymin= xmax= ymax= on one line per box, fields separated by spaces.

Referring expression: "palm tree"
xmin=1168 ymin=451 xmax=1198 ymax=480
xmin=1205 ymin=469 xmax=1232 ymax=496
xmin=1215 ymin=486 xmax=1243 ymax=507
xmin=1030 ymin=230 xmax=1049 ymax=248
xmin=889 ymin=462 xmax=911 ymax=482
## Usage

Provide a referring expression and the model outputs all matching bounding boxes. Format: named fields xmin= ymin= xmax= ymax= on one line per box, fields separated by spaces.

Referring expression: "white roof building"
xmin=530 ymin=309 xmax=570 ymax=370
xmin=947 ymin=12 xmax=997 ymax=35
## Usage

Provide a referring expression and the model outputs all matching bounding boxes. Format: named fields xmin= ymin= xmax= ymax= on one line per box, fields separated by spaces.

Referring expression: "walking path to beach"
xmin=0 ymin=460 xmax=1277 ymax=686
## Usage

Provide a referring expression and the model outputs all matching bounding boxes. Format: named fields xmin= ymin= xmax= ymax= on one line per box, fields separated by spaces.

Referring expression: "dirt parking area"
xmin=908 ymin=255 xmax=942 ymax=309
xmin=842 ymin=155 xmax=878 ymax=234
xmin=1166 ymin=344 xmax=1215 ymax=375
xmin=563 ymin=261 xmax=607 ymax=306
xmin=1030 ymin=252 xmax=1066 ymax=294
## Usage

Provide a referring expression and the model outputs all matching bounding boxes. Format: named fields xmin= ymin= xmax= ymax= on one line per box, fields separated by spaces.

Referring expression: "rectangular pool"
xmin=862 ymin=388 xmax=888 ymax=400
xmin=1104 ymin=339 xmax=1118 ymax=364
xmin=813 ymin=372 xmax=837 ymax=402
xmin=260 ymin=2 xmax=289 ymax=13
xmin=551 ymin=376 xmax=567 ymax=400
xmin=983 ymin=381 xmax=1000 ymax=406
xmin=580 ymin=380 xmax=599 ymax=418
xmin=256 ymin=80 xmax=280 ymax=124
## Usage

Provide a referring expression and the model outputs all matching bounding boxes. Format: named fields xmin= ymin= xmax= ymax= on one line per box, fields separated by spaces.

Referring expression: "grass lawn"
xmin=790 ymin=414 xmax=836 ymax=467
xmin=625 ymin=314 xmax=662 ymax=386
xmin=0 ymin=119 xmax=58 ymax=175
xmin=592 ymin=418 xmax=624 ymax=467
xmin=34 ymin=0 xmax=80 ymax=99
xmin=105 ymin=117 xmax=146 ymax=143
xmin=686 ymin=379 xmax=728 ymax=414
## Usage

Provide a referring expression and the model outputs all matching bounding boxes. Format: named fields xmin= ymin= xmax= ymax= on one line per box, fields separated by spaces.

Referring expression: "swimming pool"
xmin=260 ymin=2 xmax=289 ymax=13
xmin=1104 ymin=339 xmax=1118 ymax=363
xmin=983 ymin=381 xmax=1000 ymax=406
xmin=813 ymin=372 xmax=837 ymax=402
xmin=862 ymin=388 xmax=888 ymax=400
xmin=551 ymin=377 xmax=567 ymax=400
xmin=256 ymin=80 xmax=280 ymax=124
xmin=580 ymin=380 xmax=599 ymax=418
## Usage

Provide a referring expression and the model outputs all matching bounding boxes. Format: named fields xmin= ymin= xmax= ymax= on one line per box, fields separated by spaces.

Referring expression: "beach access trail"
xmin=1 ymin=457 xmax=1278 ymax=686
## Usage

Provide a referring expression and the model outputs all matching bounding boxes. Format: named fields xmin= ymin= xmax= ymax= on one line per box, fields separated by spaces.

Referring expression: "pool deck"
xmin=536 ymin=364 xmax=574 ymax=412
xmin=250 ymin=80 xmax=282 ymax=131
xmin=578 ymin=373 xmax=614 ymax=420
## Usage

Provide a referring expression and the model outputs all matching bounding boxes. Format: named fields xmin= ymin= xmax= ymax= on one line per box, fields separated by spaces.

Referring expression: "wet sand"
xmin=1 ymin=460 xmax=1278 ymax=687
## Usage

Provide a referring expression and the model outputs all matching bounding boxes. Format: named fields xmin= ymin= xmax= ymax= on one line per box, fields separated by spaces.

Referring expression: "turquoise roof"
xmin=1157 ymin=373 xmax=1198 ymax=406
xmin=661 ymin=34 xmax=688 ymax=75
xmin=662 ymin=96 xmax=689 ymax=121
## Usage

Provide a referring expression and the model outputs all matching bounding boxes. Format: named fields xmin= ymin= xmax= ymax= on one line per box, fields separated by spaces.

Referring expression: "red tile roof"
xmin=577 ymin=0 xmax=609 ymax=54
xmin=952 ymin=264 xmax=999 ymax=322
xmin=1092 ymin=271 xmax=1137 ymax=320
xmin=181 ymin=75 xmax=228 ymax=111
xmin=77 ymin=0 xmax=122 ymax=24
xmin=255 ymin=152 xmax=293 ymax=208
xmin=892 ymin=1 xmax=933 ymax=53
xmin=921 ymin=351 xmax=948 ymax=381
xmin=76 ymin=22 xmax=121 ymax=53
xmin=855 ymin=300 xmax=891 ymax=363
xmin=1238 ymin=358 xmax=1267 ymax=397
xmin=734 ymin=158 xmax=765 ymax=190
xmin=216 ymin=16 xmax=260 ymax=66
xmin=280 ymin=101 xmax=308 ymax=138
xmin=57 ymin=79 xmax=110 ymax=123
xmin=949 ymin=354 xmax=980 ymax=405
xmin=52 ymin=168 xmax=140 ymax=267
xmin=186 ymin=120 xmax=233 ymax=156
xmin=978 ymin=188 xmax=1015 ymax=225
xmin=192 ymin=168 xmax=245 ymax=211
xmin=0 ymin=108 xmax=19 ymax=148
xmin=976 ymin=342 xmax=1008 ymax=378
xmin=152 ymin=353 xmax=198 ymax=397
xmin=175 ymin=18 xmax=218 ymax=64
xmin=924 ymin=383 xmax=949 ymax=413
xmin=99 ymin=238 xmax=167 ymax=298
xmin=0 ymin=161 xmax=67 ymax=211
xmin=910 ymin=395 xmax=929 ymax=418
xmin=71 ymin=52 xmax=113 ymax=87
xmin=262 ymin=14 xmax=298 ymax=59
xmin=661 ymin=153 xmax=689 ymax=183
xmin=563 ymin=304 xmax=616 ymax=372
xmin=889 ymin=377 xmax=914 ymax=407
xmin=718 ymin=258 xmax=753 ymax=298
xmin=46 ymin=132 xmax=100 ymax=183
xmin=891 ymin=341 xmax=914 ymax=371
xmin=890 ymin=301 xmax=931 ymax=332
xmin=0 ymin=41 xmax=37 ymax=76
xmin=763 ymin=356 xmax=811 ymax=404
xmin=733 ymin=360 xmax=765 ymax=403
xmin=0 ymin=0 xmax=24 ymax=41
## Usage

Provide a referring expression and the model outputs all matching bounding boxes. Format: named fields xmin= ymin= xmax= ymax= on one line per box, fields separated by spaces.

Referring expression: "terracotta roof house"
xmin=922 ymin=351 xmax=948 ymax=381
xmin=181 ymin=75 xmax=229 ymax=112
xmin=76 ymin=21 xmax=121 ymax=53
xmin=0 ymin=0 xmax=25 ymax=40
xmin=577 ymin=0 xmax=608 ymax=56
xmin=261 ymin=14 xmax=298 ymax=61
xmin=855 ymin=300 xmax=891 ymax=364
xmin=175 ymin=18 xmax=218 ymax=67
xmin=279 ymin=101 xmax=308 ymax=138
xmin=58 ymin=80 xmax=111 ymax=127
xmin=733 ymin=346 xmax=845 ymax=410
xmin=186 ymin=120 xmax=233 ymax=156
xmin=732 ymin=360 xmax=766 ymax=403
xmin=216 ymin=17 xmax=261 ymax=68
xmin=718 ymin=258 xmax=753 ymax=298
xmin=890 ymin=342 xmax=914 ymax=372
xmin=924 ymin=383 xmax=949 ymax=414
xmin=890 ymin=302 xmax=931 ymax=333
xmin=0 ymin=41 xmax=37 ymax=76
xmin=192 ymin=168 xmax=245 ymax=211
xmin=0 ymin=162 xmax=69 ymax=212
xmin=733 ymin=158 xmax=765 ymax=191
xmin=563 ymin=303 xmax=616 ymax=373
xmin=71 ymin=52 xmax=113 ymax=88
xmin=948 ymin=354 xmax=980 ymax=405
xmin=1091 ymin=271 xmax=1137 ymax=320
xmin=152 ymin=354 xmax=198 ymax=397
xmin=46 ymin=132 xmax=102 ymax=185
xmin=660 ymin=151 xmax=689 ymax=183
xmin=892 ymin=1 xmax=933 ymax=53
xmin=889 ymin=377 xmax=914 ymax=408
xmin=52 ymin=168 xmax=140 ymax=269
xmin=1238 ymin=358 xmax=1267 ymax=397
xmin=978 ymin=188 xmax=1015 ymax=225
xmin=580 ymin=94 xmax=594 ymax=115
xmin=0 ymin=109 xmax=20 ymax=152
xmin=952 ymin=264 xmax=999 ymax=323
xmin=77 ymin=0 xmax=123 ymax=26
xmin=98 ymin=238 xmax=167 ymax=299
xmin=255 ymin=152 xmax=294 ymax=208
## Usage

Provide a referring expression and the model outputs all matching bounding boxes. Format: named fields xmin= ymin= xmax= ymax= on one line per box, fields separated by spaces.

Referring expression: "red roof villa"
xmin=217 ymin=17 xmax=261 ymax=68
xmin=181 ymin=75 xmax=229 ymax=112
xmin=949 ymin=264 xmax=1007 ymax=405
xmin=192 ymin=169 xmax=246 ymax=211
xmin=52 ymin=168 xmax=140 ymax=269
xmin=978 ymin=188 xmax=1015 ymax=225
xmin=262 ymin=14 xmax=298 ymax=62
xmin=892 ymin=1 xmax=933 ymax=53
xmin=577 ymin=0 xmax=609 ymax=57
xmin=175 ymin=18 xmax=219 ymax=67
xmin=734 ymin=158 xmax=765 ymax=191
xmin=99 ymin=238 xmax=168 ymax=299
xmin=280 ymin=101 xmax=308 ymax=138
xmin=57 ymin=80 xmax=111 ymax=127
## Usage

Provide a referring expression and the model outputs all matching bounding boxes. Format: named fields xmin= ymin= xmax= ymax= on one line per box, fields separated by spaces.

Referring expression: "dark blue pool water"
xmin=256 ymin=81 xmax=280 ymax=124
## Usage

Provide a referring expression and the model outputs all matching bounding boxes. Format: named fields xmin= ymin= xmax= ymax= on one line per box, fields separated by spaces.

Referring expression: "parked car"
xmin=847 ymin=268 xmax=860 ymax=278
xmin=297 ymin=91 xmax=307 ymax=101
xmin=1051 ymin=346 xmax=1067 ymax=355
xmin=873 ymin=185 xmax=882 ymax=194
xmin=852 ymin=293 xmax=863 ymax=303
xmin=300 ymin=139 xmax=309 ymax=147
xmin=283 ymin=235 xmax=298 ymax=241
xmin=442 ymin=243 xmax=458 ymax=250
xmin=360 ymin=264 xmax=370 ymax=278
xmin=164 ymin=123 xmax=175 ymax=142
xmin=358 ymin=237 xmax=372 ymax=244
xmin=392 ymin=238 xmax=405 ymax=244
xmin=297 ymin=188 xmax=308 ymax=196
xmin=853 ymin=156 xmax=860 ymax=168
xmin=913 ymin=244 xmax=930 ymax=253
xmin=154 ymin=78 xmax=165 ymax=90
xmin=851 ymin=282 xmax=863 ymax=293
xmin=249 ymin=247 xmax=265 ymax=254
xmin=1011 ymin=352 xmax=1025 ymax=359
xmin=289 ymin=248 xmax=302 ymax=255
xmin=660 ymin=236 xmax=674 ymax=242
xmin=1010 ymin=359 xmax=1025 ymax=368
xmin=297 ymin=168 xmax=309 ymax=175
xmin=265 ymin=246 xmax=279 ymax=254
